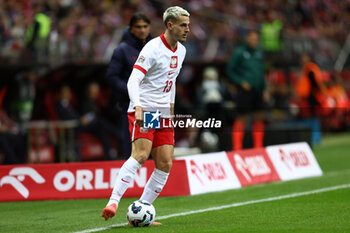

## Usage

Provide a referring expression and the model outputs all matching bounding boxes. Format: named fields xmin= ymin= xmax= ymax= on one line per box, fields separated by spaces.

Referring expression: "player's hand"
xmin=241 ymin=81 xmax=251 ymax=91
xmin=135 ymin=106 xmax=143 ymax=127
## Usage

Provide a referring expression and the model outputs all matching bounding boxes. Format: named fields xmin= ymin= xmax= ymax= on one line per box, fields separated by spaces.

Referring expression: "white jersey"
xmin=127 ymin=33 xmax=186 ymax=117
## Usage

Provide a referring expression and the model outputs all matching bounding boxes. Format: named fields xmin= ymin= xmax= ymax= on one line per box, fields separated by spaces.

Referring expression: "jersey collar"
xmin=160 ymin=33 xmax=177 ymax=53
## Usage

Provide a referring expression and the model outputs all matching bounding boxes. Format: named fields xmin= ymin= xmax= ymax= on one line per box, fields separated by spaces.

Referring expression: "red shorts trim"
xmin=128 ymin=112 xmax=174 ymax=148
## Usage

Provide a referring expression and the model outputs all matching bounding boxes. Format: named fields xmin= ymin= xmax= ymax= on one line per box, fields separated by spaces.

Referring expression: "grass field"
xmin=1 ymin=133 xmax=350 ymax=233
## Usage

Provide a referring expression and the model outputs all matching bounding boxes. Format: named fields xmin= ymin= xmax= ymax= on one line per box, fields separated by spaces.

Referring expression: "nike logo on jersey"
xmin=121 ymin=178 xmax=129 ymax=183
xmin=168 ymin=72 xmax=175 ymax=76
xmin=155 ymin=190 xmax=161 ymax=194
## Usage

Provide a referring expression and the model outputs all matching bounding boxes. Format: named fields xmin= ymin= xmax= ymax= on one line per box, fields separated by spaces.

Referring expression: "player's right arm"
xmin=127 ymin=40 xmax=155 ymax=126
xmin=127 ymin=68 xmax=145 ymax=127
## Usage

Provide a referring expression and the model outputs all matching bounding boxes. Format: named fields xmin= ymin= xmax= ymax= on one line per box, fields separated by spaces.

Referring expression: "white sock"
xmin=140 ymin=168 xmax=169 ymax=204
xmin=107 ymin=157 xmax=141 ymax=206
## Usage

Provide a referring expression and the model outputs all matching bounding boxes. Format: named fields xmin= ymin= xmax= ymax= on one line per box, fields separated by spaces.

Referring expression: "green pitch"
xmin=1 ymin=133 xmax=350 ymax=233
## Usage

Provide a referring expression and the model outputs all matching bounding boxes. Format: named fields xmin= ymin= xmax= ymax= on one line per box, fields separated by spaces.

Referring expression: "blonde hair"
xmin=163 ymin=6 xmax=190 ymax=27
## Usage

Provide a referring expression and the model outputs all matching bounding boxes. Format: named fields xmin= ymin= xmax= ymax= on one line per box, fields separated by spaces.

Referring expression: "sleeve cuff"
xmin=133 ymin=65 xmax=147 ymax=75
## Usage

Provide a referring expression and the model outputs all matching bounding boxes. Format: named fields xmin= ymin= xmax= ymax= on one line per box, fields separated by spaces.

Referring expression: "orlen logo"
xmin=234 ymin=154 xmax=271 ymax=182
xmin=53 ymin=168 xmax=147 ymax=192
xmin=0 ymin=167 xmax=45 ymax=198
xmin=279 ymin=148 xmax=310 ymax=171
xmin=190 ymin=160 xmax=227 ymax=185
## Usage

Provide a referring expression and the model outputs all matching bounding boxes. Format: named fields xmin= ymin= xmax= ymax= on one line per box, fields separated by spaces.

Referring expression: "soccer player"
xmin=106 ymin=13 xmax=152 ymax=158
xmin=101 ymin=6 xmax=190 ymax=223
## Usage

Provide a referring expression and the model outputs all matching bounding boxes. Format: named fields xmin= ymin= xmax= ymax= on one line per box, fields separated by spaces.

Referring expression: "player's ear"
xmin=167 ymin=21 xmax=173 ymax=30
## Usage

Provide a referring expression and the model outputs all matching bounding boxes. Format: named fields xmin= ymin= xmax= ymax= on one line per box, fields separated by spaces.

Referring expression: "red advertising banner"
xmin=0 ymin=142 xmax=322 ymax=202
xmin=226 ymin=148 xmax=280 ymax=186
xmin=0 ymin=160 xmax=190 ymax=202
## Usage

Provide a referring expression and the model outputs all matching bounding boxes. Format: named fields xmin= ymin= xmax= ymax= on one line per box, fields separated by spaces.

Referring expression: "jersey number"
xmin=163 ymin=80 xmax=173 ymax=93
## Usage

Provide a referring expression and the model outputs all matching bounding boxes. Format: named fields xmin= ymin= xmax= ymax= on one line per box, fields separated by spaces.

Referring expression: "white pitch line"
xmin=74 ymin=183 xmax=350 ymax=233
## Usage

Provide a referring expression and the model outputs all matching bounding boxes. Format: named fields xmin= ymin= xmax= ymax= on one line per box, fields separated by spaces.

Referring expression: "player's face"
xmin=130 ymin=20 xmax=150 ymax=41
xmin=171 ymin=15 xmax=190 ymax=43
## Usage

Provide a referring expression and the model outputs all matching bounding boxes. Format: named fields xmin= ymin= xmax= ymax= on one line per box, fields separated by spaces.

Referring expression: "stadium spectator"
xmin=0 ymin=109 xmax=26 ymax=164
xmin=227 ymin=30 xmax=269 ymax=150
xmin=260 ymin=10 xmax=283 ymax=53
xmin=260 ymin=9 xmax=284 ymax=67
xmin=105 ymin=12 xmax=152 ymax=158
xmin=323 ymin=73 xmax=350 ymax=130
xmin=295 ymin=53 xmax=327 ymax=117
xmin=55 ymin=84 xmax=79 ymax=121
xmin=3 ymin=70 xmax=37 ymax=125
xmin=54 ymin=84 xmax=82 ymax=161
xmin=196 ymin=67 xmax=229 ymax=151
xmin=197 ymin=67 xmax=225 ymax=116
xmin=26 ymin=3 xmax=51 ymax=62
xmin=79 ymin=82 xmax=122 ymax=160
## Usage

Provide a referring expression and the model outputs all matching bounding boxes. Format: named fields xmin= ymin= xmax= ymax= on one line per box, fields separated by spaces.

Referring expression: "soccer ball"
xmin=126 ymin=200 xmax=156 ymax=227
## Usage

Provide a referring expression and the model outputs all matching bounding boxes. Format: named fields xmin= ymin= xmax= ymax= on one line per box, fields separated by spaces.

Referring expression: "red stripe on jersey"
xmin=160 ymin=33 xmax=177 ymax=53
xmin=133 ymin=65 xmax=147 ymax=75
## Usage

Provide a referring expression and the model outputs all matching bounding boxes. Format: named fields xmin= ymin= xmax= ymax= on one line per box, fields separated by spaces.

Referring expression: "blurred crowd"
xmin=1 ymin=0 xmax=349 ymax=67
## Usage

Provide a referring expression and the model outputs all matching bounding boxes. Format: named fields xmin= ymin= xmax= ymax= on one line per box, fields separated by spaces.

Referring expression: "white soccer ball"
xmin=127 ymin=200 xmax=156 ymax=227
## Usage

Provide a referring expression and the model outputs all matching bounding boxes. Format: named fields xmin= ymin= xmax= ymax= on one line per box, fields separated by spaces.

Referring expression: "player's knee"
xmin=132 ymin=152 xmax=149 ymax=165
xmin=157 ymin=160 xmax=172 ymax=173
